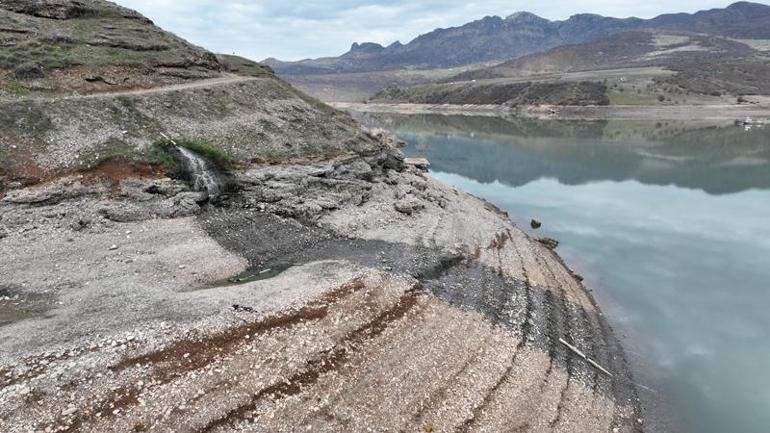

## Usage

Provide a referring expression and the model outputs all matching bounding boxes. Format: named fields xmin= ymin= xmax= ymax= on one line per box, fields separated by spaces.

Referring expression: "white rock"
xmin=62 ymin=407 xmax=77 ymax=416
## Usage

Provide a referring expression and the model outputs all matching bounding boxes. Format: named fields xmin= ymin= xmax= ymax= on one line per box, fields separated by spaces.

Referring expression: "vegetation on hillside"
xmin=0 ymin=0 xmax=220 ymax=96
xmin=371 ymin=81 xmax=610 ymax=106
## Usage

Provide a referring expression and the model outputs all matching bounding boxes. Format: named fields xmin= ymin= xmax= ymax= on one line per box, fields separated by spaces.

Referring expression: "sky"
xmin=114 ymin=1 xmax=738 ymax=61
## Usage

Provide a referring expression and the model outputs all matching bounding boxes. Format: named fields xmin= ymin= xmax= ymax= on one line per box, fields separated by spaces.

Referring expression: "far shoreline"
xmin=332 ymin=101 xmax=770 ymax=121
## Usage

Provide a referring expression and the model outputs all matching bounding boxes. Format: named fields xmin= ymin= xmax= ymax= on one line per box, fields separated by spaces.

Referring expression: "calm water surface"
xmin=360 ymin=113 xmax=770 ymax=433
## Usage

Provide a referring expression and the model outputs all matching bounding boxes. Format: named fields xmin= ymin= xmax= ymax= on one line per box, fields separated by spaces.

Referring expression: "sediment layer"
xmin=0 ymin=146 xmax=643 ymax=432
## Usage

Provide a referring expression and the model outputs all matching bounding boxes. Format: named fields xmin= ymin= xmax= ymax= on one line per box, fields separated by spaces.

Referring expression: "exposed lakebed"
xmin=359 ymin=113 xmax=770 ymax=433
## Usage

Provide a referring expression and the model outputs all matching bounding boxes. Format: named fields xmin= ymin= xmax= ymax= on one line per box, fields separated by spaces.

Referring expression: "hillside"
xmin=370 ymin=30 xmax=770 ymax=106
xmin=0 ymin=0 xmax=224 ymax=97
xmin=267 ymin=2 xmax=770 ymax=76
xmin=0 ymin=0 xmax=371 ymax=187
xmin=371 ymin=80 xmax=610 ymax=106
xmin=455 ymin=32 xmax=759 ymax=81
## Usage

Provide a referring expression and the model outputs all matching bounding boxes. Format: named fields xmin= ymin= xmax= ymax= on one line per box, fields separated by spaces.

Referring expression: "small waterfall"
xmin=176 ymin=146 xmax=221 ymax=197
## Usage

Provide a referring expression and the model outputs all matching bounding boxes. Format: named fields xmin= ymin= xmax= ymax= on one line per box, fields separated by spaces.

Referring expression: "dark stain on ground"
xmin=182 ymin=264 xmax=294 ymax=292
xmin=0 ymin=285 xmax=54 ymax=327
xmin=196 ymin=208 xmax=639 ymax=407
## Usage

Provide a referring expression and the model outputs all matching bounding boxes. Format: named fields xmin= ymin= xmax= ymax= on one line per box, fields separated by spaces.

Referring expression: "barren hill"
xmin=369 ymin=29 xmax=770 ymax=106
xmin=267 ymin=2 xmax=770 ymax=76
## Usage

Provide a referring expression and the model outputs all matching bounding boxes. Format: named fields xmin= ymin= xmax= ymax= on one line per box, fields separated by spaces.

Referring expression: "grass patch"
xmin=147 ymin=141 xmax=176 ymax=169
xmin=149 ymin=138 xmax=236 ymax=170
xmin=175 ymin=139 xmax=236 ymax=166
xmin=0 ymin=79 xmax=32 ymax=97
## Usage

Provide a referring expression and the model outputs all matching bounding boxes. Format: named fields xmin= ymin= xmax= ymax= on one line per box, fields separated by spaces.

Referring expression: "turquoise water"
xmin=362 ymin=114 xmax=770 ymax=433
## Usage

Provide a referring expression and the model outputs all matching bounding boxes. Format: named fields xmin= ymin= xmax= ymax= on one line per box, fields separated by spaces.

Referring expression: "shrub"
xmin=13 ymin=63 xmax=45 ymax=80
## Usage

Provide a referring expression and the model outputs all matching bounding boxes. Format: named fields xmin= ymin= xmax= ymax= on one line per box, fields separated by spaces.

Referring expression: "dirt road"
xmin=1 ymin=74 xmax=260 ymax=105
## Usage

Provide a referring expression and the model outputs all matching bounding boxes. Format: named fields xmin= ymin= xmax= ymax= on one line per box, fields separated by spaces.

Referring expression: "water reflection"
xmin=358 ymin=113 xmax=770 ymax=194
xmin=359 ymin=113 xmax=770 ymax=433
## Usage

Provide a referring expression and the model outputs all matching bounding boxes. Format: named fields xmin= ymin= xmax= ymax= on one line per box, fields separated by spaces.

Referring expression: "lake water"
xmin=360 ymin=113 xmax=770 ymax=433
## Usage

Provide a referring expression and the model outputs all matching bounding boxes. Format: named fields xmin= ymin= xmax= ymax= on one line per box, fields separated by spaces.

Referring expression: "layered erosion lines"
xmin=0 ymin=151 xmax=642 ymax=433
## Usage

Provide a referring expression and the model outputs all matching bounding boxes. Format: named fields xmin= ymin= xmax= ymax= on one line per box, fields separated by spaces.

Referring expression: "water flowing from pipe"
xmin=176 ymin=146 xmax=221 ymax=197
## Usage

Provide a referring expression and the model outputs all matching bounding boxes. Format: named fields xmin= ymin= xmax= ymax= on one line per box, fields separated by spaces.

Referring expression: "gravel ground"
xmin=0 ymin=151 xmax=644 ymax=432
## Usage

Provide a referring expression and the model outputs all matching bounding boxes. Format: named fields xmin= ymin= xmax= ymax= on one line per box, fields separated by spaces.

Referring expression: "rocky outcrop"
xmin=0 ymin=0 xmax=149 ymax=21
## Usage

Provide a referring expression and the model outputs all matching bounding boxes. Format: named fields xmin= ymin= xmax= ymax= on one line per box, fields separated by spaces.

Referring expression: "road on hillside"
xmin=10 ymin=74 xmax=261 ymax=104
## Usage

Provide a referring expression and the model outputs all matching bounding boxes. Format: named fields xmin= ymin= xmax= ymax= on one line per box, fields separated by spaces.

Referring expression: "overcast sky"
xmin=114 ymin=1 xmax=738 ymax=61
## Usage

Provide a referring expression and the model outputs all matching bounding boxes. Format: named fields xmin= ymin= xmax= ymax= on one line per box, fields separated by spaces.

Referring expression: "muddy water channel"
xmin=360 ymin=113 xmax=770 ymax=433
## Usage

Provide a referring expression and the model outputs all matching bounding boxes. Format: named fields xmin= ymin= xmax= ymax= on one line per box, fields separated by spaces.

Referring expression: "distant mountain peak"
xmin=727 ymin=1 xmax=769 ymax=9
xmin=269 ymin=2 xmax=770 ymax=75
xmin=725 ymin=1 xmax=770 ymax=14
xmin=506 ymin=11 xmax=548 ymax=24
xmin=565 ymin=13 xmax=605 ymax=22
xmin=349 ymin=42 xmax=385 ymax=53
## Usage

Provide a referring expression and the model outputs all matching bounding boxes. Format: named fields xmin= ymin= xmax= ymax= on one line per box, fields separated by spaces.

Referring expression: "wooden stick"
xmin=559 ymin=338 xmax=613 ymax=377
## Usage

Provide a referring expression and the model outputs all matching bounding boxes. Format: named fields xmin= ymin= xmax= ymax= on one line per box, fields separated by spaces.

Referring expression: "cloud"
xmin=114 ymin=0 xmax=737 ymax=61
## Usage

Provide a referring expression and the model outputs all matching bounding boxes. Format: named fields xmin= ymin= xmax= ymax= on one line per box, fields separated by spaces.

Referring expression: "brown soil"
xmin=78 ymin=157 xmax=164 ymax=191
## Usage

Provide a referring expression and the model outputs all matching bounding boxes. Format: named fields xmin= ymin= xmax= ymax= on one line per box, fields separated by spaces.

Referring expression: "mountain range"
xmin=265 ymin=2 xmax=770 ymax=75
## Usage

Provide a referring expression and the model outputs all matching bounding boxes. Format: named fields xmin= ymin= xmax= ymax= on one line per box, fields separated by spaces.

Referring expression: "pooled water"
xmin=176 ymin=146 xmax=221 ymax=197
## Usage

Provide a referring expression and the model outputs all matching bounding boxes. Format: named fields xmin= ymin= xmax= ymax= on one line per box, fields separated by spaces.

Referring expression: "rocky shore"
xmin=0 ymin=129 xmax=643 ymax=432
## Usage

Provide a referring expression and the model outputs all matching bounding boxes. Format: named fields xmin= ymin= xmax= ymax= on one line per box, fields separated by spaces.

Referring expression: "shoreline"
xmin=1 ymin=74 xmax=643 ymax=431
xmin=332 ymin=101 xmax=770 ymax=120
xmin=0 ymin=153 xmax=644 ymax=432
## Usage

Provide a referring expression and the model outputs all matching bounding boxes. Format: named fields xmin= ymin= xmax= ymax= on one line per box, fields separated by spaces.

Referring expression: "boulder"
xmin=98 ymin=204 xmax=151 ymax=222
xmin=394 ymin=197 xmax=425 ymax=215
xmin=537 ymin=237 xmax=559 ymax=250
